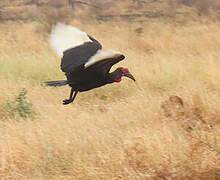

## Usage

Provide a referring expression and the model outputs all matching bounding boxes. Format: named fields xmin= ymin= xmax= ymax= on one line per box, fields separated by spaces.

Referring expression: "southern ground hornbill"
xmin=44 ymin=23 xmax=135 ymax=105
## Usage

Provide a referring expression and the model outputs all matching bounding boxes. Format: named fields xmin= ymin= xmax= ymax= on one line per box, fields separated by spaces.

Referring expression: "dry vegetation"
xmin=0 ymin=19 xmax=219 ymax=179
xmin=0 ymin=1 xmax=220 ymax=179
xmin=1 ymin=0 xmax=220 ymax=23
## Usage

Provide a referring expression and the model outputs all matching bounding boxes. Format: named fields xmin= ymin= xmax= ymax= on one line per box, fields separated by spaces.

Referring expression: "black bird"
xmin=44 ymin=23 xmax=135 ymax=105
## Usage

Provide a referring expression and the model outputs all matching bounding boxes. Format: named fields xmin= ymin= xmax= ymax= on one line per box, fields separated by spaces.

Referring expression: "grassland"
xmin=0 ymin=20 xmax=219 ymax=179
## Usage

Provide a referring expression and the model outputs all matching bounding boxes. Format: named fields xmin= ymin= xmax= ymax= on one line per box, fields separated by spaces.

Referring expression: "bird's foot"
xmin=63 ymin=98 xmax=73 ymax=105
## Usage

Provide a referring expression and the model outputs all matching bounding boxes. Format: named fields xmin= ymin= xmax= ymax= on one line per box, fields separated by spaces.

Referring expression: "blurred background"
xmin=1 ymin=0 xmax=220 ymax=23
xmin=0 ymin=0 xmax=219 ymax=179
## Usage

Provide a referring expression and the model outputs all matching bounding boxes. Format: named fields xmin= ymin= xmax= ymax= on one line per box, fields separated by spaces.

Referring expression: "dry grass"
xmin=2 ymin=0 xmax=220 ymax=23
xmin=0 ymin=20 xmax=219 ymax=179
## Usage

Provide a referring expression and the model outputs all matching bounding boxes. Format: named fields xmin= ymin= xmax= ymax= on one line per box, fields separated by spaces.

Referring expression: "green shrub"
xmin=5 ymin=88 xmax=33 ymax=119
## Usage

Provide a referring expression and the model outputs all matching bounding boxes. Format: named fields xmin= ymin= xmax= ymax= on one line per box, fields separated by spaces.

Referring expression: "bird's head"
xmin=114 ymin=67 xmax=135 ymax=83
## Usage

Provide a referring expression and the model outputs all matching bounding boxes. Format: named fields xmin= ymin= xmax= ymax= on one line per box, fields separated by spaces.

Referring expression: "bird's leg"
xmin=63 ymin=88 xmax=78 ymax=105
xmin=71 ymin=90 xmax=78 ymax=102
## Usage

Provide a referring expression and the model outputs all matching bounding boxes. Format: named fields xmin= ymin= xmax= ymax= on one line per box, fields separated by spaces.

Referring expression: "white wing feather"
xmin=50 ymin=23 xmax=92 ymax=57
xmin=84 ymin=49 xmax=123 ymax=68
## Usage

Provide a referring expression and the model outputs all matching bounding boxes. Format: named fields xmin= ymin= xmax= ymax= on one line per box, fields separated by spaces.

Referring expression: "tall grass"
xmin=0 ymin=21 xmax=219 ymax=179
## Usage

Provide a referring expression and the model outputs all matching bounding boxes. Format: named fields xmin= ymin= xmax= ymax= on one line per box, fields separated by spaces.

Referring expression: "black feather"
xmin=61 ymin=35 xmax=102 ymax=73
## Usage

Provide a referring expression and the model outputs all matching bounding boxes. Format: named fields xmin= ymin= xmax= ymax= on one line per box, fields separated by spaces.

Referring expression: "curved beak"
xmin=124 ymin=69 xmax=135 ymax=81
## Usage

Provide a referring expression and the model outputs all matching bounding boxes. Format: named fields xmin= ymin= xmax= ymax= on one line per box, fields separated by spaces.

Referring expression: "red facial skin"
xmin=115 ymin=68 xmax=126 ymax=83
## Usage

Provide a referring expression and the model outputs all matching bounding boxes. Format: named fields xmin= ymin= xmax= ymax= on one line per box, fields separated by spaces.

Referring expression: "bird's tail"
xmin=44 ymin=80 xmax=68 ymax=87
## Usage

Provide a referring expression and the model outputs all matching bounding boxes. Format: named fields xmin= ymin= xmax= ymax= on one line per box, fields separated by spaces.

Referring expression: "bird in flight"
xmin=44 ymin=23 xmax=135 ymax=105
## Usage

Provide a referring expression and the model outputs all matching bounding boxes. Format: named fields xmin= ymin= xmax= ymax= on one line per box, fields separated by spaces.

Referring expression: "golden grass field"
xmin=0 ymin=19 xmax=219 ymax=179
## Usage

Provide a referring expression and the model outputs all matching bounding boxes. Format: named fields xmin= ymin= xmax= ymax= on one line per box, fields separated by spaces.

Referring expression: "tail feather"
xmin=44 ymin=80 xmax=68 ymax=87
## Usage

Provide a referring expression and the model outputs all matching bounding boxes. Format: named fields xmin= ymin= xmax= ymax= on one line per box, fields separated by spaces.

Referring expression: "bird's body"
xmin=45 ymin=23 xmax=135 ymax=105
xmin=66 ymin=66 xmax=112 ymax=92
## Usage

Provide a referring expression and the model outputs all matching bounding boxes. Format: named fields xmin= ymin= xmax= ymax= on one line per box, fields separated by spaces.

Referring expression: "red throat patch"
xmin=115 ymin=68 xmax=126 ymax=83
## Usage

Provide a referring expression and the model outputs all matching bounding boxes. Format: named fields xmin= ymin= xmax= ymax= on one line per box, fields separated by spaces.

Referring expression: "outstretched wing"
xmin=49 ymin=23 xmax=102 ymax=73
xmin=84 ymin=50 xmax=125 ymax=76
xmin=61 ymin=35 xmax=102 ymax=73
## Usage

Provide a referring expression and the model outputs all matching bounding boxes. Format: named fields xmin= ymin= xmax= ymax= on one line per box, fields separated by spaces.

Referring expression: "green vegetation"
xmin=4 ymin=88 xmax=33 ymax=119
xmin=0 ymin=53 xmax=64 ymax=85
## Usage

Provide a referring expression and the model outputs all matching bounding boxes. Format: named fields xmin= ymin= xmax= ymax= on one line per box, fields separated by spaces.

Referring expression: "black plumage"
xmin=44 ymin=23 xmax=135 ymax=105
xmin=61 ymin=35 xmax=102 ymax=73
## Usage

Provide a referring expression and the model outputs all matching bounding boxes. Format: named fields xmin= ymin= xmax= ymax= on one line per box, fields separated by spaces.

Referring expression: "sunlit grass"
xmin=0 ymin=52 xmax=64 ymax=85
